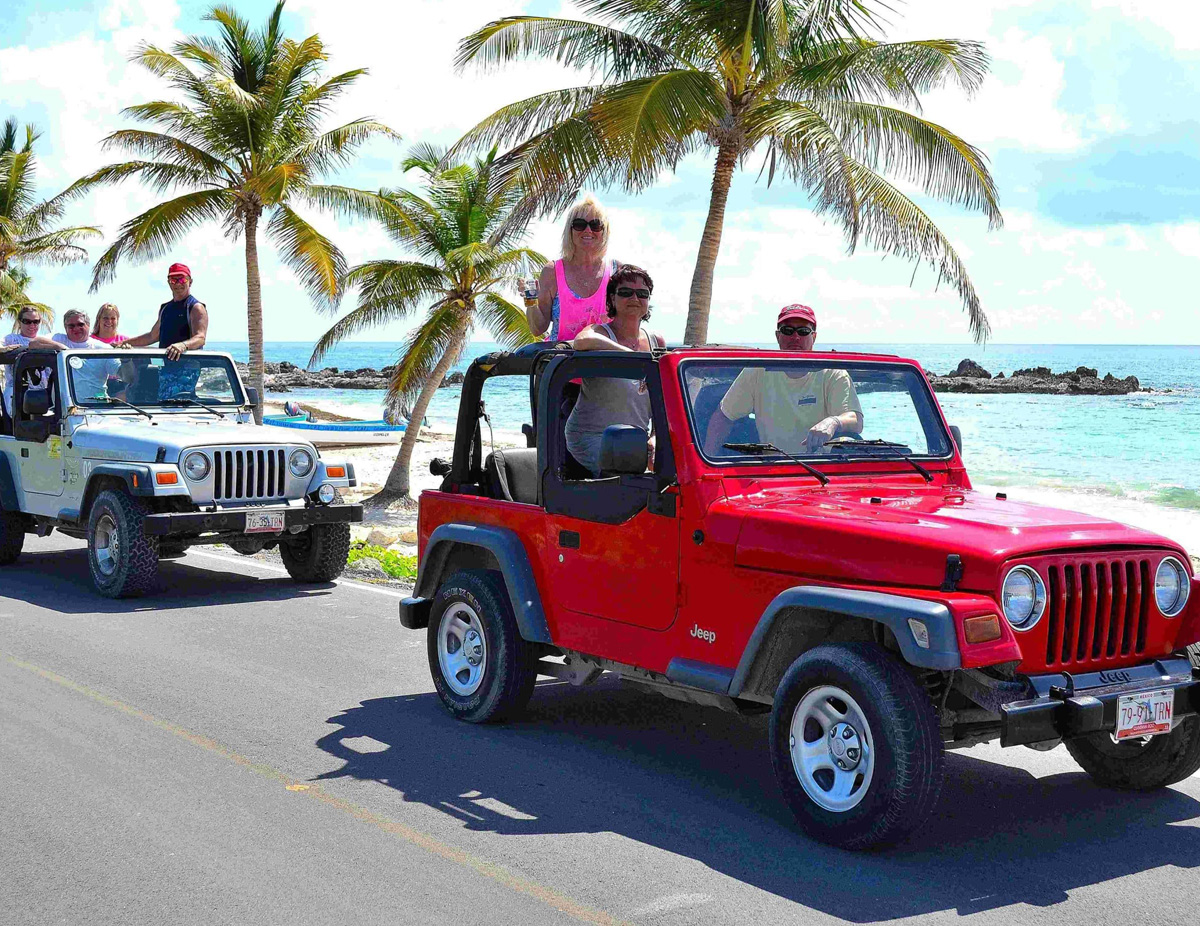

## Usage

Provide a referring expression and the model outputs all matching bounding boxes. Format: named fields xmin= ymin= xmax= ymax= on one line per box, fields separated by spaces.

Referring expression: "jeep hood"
xmin=729 ymin=483 xmax=1182 ymax=592
xmin=72 ymin=414 xmax=308 ymax=462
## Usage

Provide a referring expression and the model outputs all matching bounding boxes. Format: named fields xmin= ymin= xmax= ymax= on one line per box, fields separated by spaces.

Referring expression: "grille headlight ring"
xmin=1155 ymin=557 xmax=1190 ymax=617
xmin=183 ymin=451 xmax=210 ymax=481
xmin=1002 ymin=565 xmax=1047 ymax=631
xmin=289 ymin=448 xmax=314 ymax=478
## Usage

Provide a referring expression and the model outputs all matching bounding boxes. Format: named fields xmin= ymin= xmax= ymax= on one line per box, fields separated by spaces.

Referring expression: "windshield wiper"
xmin=161 ymin=397 xmax=226 ymax=419
xmin=723 ymin=442 xmax=829 ymax=486
xmin=105 ymin=397 xmax=153 ymax=419
xmin=827 ymin=443 xmax=934 ymax=483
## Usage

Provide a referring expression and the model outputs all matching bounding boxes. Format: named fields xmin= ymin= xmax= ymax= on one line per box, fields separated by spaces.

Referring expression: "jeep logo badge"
xmin=1099 ymin=669 xmax=1131 ymax=684
xmin=690 ymin=623 xmax=716 ymax=644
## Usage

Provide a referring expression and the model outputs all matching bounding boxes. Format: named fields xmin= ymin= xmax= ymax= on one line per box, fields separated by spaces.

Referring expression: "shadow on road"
xmin=315 ymin=678 xmax=1200 ymax=920
xmin=1 ymin=547 xmax=336 ymax=613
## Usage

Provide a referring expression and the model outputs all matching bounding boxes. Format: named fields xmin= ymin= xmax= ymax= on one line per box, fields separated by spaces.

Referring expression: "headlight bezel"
xmin=289 ymin=448 xmax=314 ymax=478
xmin=183 ymin=451 xmax=211 ymax=481
xmin=1155 ymin=556 xmax=1190 ymax=618
xmin=1002 ymin=564 xmax=1047 ymax=632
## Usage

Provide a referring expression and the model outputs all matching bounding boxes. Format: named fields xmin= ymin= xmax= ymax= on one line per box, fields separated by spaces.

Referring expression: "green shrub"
xmin=348 ymin=542 xmax=417 ymax=580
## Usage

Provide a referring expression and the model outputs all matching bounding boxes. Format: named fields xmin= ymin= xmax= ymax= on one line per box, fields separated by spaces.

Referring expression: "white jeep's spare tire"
xmin=87 ymin=488 xmax=159 ymax=598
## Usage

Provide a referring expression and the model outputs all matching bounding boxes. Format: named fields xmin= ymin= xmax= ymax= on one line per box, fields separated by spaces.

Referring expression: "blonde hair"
xmin=560 ymin=193 xmax=610 ymax=263
xmin=92 ymin=303 xmax=119 ymax=337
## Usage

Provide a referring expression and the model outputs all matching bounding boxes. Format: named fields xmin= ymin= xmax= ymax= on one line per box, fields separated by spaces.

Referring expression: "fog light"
xmin=317 ymin=484 xmax=336 ymax=504
xmin=964 ymin=613 xmax=1002 ymax=644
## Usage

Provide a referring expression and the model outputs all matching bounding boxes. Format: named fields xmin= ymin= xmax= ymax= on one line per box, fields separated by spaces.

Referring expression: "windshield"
xmin=682 ymin=358 xmax=952 ymax=463
xmin=67 ymin=353 xmax=245 ymax=408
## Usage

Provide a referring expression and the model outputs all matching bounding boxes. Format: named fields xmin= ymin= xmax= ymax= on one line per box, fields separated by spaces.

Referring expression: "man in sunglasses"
xmin=703 ymin=304 xmax=862 ymax=456
xmin=121 ymin=262 xmax=208 ymax=361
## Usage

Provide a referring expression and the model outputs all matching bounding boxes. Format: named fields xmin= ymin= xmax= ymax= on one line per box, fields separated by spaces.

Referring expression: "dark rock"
xmin=930 ymin=364 xmax=1140 ymax=395
xmin=279 ymin=361 xmax=298 ymax=372
xmin=268 ymin=384 xmax=291 ymax=393
xmin=1076 ymin=366 xmax=1098 ymax=378
xmin=946 ymin=359 xmax=991 ymax=379
xmin=994 ymin=371 xmax=1005 ymax=379
xmin=1012 ymin=366 xmax=1052 ymax=380
xmin=441 ymin=371 xmax=465 ymax=387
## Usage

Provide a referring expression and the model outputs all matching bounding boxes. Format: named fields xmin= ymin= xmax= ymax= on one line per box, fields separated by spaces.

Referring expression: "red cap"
xmin=777 ymin=303 xmax=816 ymax=327
xmin=167 ymin=262 xmax=191 ymax=279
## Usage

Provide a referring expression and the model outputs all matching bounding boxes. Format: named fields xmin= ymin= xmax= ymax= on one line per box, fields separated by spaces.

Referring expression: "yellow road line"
xmin=4 ymin=653 xmax=632 ymax=926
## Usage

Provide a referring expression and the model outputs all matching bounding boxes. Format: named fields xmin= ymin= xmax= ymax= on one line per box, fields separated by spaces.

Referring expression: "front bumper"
xmin=142 ymin=503 xmax=363 ymax=536
xmin=1000 ymin=657 xmax=1200 ymax=747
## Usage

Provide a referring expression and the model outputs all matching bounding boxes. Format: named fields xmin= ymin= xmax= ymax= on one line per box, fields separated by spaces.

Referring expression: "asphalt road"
xmin=3 ymin=533 xmax=1199 ymax=926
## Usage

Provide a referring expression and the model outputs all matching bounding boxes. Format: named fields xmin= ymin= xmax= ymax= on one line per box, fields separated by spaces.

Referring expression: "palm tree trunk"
xmin=684 ymin=140 xmax=741 ymax=346
xmin=244 ymin=211 xmax=265 ymax=424
xmin=367 ymin=326 xmax=466 ymax=508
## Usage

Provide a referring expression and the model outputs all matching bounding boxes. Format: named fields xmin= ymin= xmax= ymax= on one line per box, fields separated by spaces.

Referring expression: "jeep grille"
xmin=213 ymin=448 xmax=288 ymax=502
xmin=1042 ymin=556 xmax=1151 ymax=667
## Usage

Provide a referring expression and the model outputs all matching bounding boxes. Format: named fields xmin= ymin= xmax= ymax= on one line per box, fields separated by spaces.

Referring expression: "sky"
xmin=3 ymin=0 xmax=1200 ymax=351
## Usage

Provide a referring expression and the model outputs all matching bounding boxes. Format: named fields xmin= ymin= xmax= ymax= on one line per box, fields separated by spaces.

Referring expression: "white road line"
xmin=183 ymin=549 xmax=412 ymax=600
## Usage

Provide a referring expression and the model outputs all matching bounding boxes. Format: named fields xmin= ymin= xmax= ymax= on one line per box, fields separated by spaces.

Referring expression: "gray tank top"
xmin=566 ymin=324 xmax=657 ymax=436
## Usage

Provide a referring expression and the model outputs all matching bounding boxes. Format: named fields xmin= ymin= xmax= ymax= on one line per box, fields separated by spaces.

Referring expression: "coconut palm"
xmin=310 ymin=146 xmax=542 ymax=506
xmin=67 ymin=2 xmax=397 ymax=420
xmin=454 ymin=0 xmax=1002 ymax=344
xmin=1 ymin=118 xmax=99 ymax=327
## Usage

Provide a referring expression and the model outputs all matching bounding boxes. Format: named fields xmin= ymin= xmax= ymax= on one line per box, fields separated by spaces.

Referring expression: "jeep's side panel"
xmin=0 ymin=449 xmax=19 ymax=511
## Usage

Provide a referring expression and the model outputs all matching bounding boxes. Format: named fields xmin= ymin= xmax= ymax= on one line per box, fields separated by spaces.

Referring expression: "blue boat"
xmin=262 ymin=411 xmax=409 ymax=446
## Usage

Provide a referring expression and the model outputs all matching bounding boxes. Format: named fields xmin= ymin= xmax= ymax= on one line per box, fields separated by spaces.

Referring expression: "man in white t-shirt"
xmin=703 ymin=304 xmax=863 ymax=457
xmin=1 ymin=306 xmax=61 ymax=417
xmin=45 ymin=309 xmax=118 ymax=401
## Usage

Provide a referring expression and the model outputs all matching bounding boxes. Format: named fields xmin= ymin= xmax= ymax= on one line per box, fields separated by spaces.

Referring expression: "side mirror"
xmin=950 ymin=425 xmax=963 ymax=454
xmin=429 ymin=457 xmax=452 ymax=477
xmin=245 ymin=386 xmax=260 ymax=407
xmin=600 ymin=425 xmax=648 ymax=475
xmin=23 ymin=387 xmax=50 ymax=417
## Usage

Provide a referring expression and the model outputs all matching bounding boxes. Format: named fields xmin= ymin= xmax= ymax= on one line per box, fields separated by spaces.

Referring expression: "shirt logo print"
xmin=797 ymin=396 xmax=817 ymax=406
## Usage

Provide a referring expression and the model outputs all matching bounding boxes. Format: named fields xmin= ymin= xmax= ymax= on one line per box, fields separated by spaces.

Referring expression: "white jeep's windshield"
xmin=68 ymin=353 xmax=244 ymax=408
xmin=682 ymin=358 xmax=952 ymax=463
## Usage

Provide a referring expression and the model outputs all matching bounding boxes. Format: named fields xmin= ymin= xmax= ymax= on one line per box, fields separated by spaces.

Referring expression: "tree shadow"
xmin=315 ymin=679 xmax=1200 ymax=920
xmin=1 ymin=547 xmax=336 ymax=613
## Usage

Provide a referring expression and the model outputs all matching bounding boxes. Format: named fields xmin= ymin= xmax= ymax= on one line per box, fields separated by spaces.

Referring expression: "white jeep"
xmin=0 ymin=347 xmax=362 ymax=597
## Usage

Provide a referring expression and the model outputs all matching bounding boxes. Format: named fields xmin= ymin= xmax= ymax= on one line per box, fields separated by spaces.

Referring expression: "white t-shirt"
xmin=719 ymin=367 xmax=863 ymax=454
xmin=52 ymin=334 xmax=117 ymax=401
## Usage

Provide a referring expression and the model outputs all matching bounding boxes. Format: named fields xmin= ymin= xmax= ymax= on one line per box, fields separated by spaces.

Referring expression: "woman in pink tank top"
xmin=521 ymin=194 xmax=618 ymax=343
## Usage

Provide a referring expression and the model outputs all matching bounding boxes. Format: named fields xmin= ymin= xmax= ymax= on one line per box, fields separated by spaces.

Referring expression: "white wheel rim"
xmin=437 ymin=602 xmax=487 ymax=696
xmin=789 ymin=685 xmax=875 ymax=813
xmin=94 ymin=513 xmax=120 ymax=577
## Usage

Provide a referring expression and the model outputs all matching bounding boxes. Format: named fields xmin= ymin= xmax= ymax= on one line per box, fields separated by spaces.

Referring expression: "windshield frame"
xmin=676 ymin=354 xmax=956 ymax=470
xmin=63 ymin=349 xmax=248 ymax=410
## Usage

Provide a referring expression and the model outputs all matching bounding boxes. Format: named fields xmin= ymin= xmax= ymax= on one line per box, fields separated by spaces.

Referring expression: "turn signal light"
xmin=155 ymin=472 xmax=179 ymax=486
xmin=963 ymin=613 xmax=1002 ymax=644
xmin=325 ymin=465 xmax=346 ymax=478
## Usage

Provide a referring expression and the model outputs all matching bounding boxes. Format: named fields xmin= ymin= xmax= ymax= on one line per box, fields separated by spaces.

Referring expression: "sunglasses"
xmin=615 ymin=287 xmax=650 ymax=299
xmin=777 ymin=325 xmax=814 ymax=337
xmin=570 ymin=218 xmax=604 ymax=232
xmin=19 ymin=317 xmax=40 ymax=325
xmin=167 ymin=275 xmax=189 ymax=283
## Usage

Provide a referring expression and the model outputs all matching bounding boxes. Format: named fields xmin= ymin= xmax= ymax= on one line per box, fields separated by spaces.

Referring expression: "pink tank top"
xmin=549 ymin=259 xmax=615 ymax=342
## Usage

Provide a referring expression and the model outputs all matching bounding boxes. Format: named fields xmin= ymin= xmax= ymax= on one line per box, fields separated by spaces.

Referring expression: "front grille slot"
xmin=1044 ymin=557 xmax=1150 ymax=668
xmin=210 ymin=447 xmax=288 ymax=502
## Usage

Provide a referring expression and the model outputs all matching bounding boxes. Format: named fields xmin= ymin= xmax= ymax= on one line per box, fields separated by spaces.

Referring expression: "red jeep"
xmin=399 ymin=343 xmax=1200 ymax=849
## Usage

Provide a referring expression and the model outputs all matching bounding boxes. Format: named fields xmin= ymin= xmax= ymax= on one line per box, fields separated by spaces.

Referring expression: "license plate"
xmin=1115 ymin=688 xmax=1174 ymax=740
xmin=245 ymin=511 xmax=285 ymax=534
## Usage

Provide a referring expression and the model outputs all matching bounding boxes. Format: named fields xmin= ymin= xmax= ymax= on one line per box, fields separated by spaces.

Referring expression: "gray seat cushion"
xmin=484 ymin=448 xmax=539 ymax=505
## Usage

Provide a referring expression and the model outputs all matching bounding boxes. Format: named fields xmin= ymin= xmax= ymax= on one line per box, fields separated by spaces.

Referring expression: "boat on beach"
xmin=261 ymin=405 xmax=410 ymax=446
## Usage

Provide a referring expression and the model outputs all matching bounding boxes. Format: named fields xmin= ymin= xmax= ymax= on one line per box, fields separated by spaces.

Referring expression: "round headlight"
xmin=317 ymin=483 xmax=336 ymax=505
xmin=1002 ymin=565 xmax=1046 ymax=631
xmin=183 ymin=452 xmax=210 ymax=480
xmin=289 ymin=448 xmax=314 ymax=478
xmin=1155 ymin=557 xmax=1190 ymax=617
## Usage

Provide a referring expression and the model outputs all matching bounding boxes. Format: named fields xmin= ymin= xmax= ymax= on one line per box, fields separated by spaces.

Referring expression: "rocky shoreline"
xmin=928 ymin=360 xmax=1143 ymax=395
xmin=236 ymin=361 xmax=464 ymax=392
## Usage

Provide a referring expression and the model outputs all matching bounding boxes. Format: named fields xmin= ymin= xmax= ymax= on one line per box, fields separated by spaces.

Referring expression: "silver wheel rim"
xmin=789 ymin=685 xmax=875 ymax=813
xmin=437 ymin=602 xmax=487 ymax=696
xmin=94 ymin=513 xmax=121 ymax=577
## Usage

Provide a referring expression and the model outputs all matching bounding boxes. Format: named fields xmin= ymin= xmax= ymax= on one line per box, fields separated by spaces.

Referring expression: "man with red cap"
xmin=121 ymin=262 xmax=209 ymax=361
xmin=703 ymin=303 xmax=862 ymax=456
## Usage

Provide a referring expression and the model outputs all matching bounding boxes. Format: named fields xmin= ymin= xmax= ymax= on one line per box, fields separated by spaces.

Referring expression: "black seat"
xmin=484 ymin=448 xmax=540 ymax=504
xmin=691 ymin=380 xmax=758 ymax=448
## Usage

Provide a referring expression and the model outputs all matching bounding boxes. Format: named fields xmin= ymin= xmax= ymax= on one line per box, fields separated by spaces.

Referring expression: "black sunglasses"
xmin=777 ymin=325 xmax=814 ymax=337
xmin=615 ymin=286 xmax=650 ymax=299
xmin=570 ymin=218 xmax=604 ymax=232
xmin=19 ymin=317 xmax=41 ymax=325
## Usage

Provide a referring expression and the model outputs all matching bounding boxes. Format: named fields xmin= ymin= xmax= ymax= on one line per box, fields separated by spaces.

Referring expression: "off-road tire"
xmin=769 ymin=642 xmax=945 ymax=850
xmin=0 ymin=511 xmax=26 ymax=565
xmin=427 ymin=569 xmax=537 ymax=723
xmin=1064 ymin=716 xmax=1200 ymax=790
xmin=279 ymin=522 xmax=350 ymax=582
xmin=87 ymin=489 xmax=159 ymax=598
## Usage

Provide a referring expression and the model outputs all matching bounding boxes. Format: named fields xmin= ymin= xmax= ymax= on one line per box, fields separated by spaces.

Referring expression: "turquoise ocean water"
xmin=210 ymin=341 xmax=1200 ymax=516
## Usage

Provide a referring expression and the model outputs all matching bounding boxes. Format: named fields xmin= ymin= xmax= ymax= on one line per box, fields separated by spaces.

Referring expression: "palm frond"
xmin=475 ymin=291 xmax=536 ymax=349
xmin=101 ymin=129 xmax=233 ymax=180
xmin=384 ymin=300 xmax=465 ymax=416
xmin=13 ymin=227 xmax=101 ymax=265
xmin=290 ymin=119 xmax=400 ymax=175
xmin=63 ymin=160 xmax=217 ymax=200
xmin=265 ymin=204 xmax=345 ymax=306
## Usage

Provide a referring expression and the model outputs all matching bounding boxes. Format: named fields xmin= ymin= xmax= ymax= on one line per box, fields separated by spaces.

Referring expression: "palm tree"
xmin=454 ymin=0 xmax=1002 ymax=344
xmin=310 ymin=146 xmax=542 ymax=506
xmin=68 ymin=2 xmax=398 ymax=420
xmin=1 ymin=118 xmax=99 ymax=327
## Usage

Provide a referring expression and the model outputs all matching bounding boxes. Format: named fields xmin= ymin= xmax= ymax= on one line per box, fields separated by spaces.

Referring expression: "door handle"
xmin=558 ymin=530 xmax=580 ymax=549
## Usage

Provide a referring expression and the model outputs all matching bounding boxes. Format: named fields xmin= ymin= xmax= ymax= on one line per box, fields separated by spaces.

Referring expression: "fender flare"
xmin=411 ymin=523 xmax=552 ymax=644
xmin=85 ymin=464 xmax=156 ymax=502
xmin=0 ymin=453 xmax=18 ymax=511
xmin=728 ymin=586 xmax=962 ymax=697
